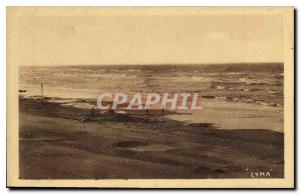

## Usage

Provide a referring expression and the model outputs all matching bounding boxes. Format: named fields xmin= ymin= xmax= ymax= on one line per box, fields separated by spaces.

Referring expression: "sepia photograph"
xmin=7 ymin=7 xmax=294 ymax=188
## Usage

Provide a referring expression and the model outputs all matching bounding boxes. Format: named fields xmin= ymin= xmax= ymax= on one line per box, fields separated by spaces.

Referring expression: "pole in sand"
xmin=41 ymin=83 xmax=43 ymax=96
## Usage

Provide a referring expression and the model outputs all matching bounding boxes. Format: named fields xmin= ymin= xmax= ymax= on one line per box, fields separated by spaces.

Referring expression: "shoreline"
xmin=20 ymin=94 xmax=284 ymax=132
xmin=19 ymin=96 xmax=284 ymax=179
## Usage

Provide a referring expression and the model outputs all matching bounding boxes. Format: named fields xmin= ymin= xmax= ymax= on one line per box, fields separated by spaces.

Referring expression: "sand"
xmin=19 ymin=97 xmax=284 ymax=179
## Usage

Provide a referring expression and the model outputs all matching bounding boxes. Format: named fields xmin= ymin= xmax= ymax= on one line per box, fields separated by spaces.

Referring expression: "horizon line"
xmin=20 ymin=62 xmax=284 ymax=67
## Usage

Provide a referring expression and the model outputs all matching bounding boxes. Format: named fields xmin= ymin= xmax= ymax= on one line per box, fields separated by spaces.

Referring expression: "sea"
xmin=19 ymin=63 xmax=284 ymax=107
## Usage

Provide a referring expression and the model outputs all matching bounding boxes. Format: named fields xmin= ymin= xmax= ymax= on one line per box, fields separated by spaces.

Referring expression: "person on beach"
xmin=90 ymin=106 xmax=95 ymax=117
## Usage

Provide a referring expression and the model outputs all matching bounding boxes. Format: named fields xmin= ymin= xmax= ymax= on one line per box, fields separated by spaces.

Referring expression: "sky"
xmin=15 ymin=14 xmax=283 ymax=66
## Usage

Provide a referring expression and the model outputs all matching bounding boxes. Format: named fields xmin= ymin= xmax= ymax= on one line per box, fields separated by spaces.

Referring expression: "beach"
xmin=18 ymin=63 xmax=284 ymax=179
xmin=19 ymin=96 xmax=284 ymax=179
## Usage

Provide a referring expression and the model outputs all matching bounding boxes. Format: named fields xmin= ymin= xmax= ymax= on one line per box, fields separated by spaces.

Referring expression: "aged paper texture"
xmin=7 ymin=7 xmax=294 ymax=188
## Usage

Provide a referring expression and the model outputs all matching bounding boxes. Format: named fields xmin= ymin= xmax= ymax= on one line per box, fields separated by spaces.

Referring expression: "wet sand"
xmin=19 ymin=97 xmax=284 ymax=179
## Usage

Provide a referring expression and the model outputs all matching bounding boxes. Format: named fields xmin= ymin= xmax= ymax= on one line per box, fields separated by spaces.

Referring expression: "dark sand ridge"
xmin=19 ymin=97 xmax=284 ymax=179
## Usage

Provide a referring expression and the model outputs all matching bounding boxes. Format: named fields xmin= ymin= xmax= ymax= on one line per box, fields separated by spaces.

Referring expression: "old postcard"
xmin=7 ymin=7 xmax=294 ymax=188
